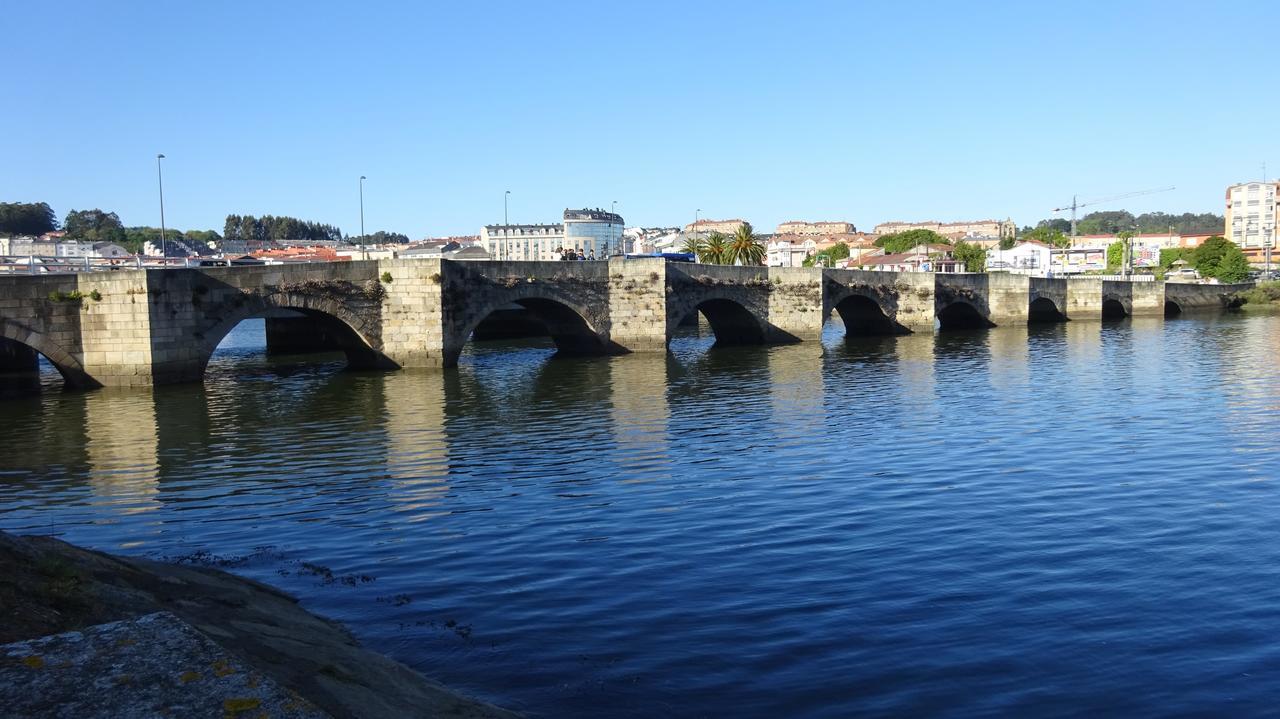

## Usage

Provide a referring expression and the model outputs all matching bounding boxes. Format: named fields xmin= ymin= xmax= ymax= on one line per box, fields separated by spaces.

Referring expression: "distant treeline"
xmin=1023 ymin=210 xmax=1225 ymax=236
xmin=1 ymin=202 xmax=219 ymax=254
xmin=0 ymin=202 xmax=58 ymax=237
xmin=223 ymin=214 xmax=343 ymax=244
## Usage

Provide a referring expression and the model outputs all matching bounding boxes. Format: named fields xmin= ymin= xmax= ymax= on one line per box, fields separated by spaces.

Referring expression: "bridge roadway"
xmin=0 ymin=258 xmax=1250 ymax=388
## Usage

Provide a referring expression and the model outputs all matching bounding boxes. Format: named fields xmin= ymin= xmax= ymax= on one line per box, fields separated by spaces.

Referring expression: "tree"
xmin=1159 ymin=247 xmax=1196 ymax=269
xmin=1106 ymin=240 xmax=1125 ymax=271
xmin=701 ymin=232 xmax=729 ymax=264
xmin=63 ymin=209 xmax=126 ymax=245
xmin=726 ymin=223 xmax=765 ymax=266
xmin=1215 ymin=244 xmax=1251 ymax=283
xmin=0 ymin=202 xmax=58 ymax=237
xmin=1019 ymin=211 xmax=1226 ymax=239
xmin=1076 ymin=210 xmax=1136 ymax=236
xmin=223 ymin=215 xmax=241 ymax=243
xmin=361 ymin=231 xmax=410 ymax=245
xmin=876 ymin=229 xmax=949 ymax=254
xmin=681 ymin=235 xmax=704 ymax=257
xmin=804 ymin=242 xmax=851 ymax=267
xmin=952 ymin=240 xmax=986 ymax=272
xmin=1022 ymin=225 xmax=1070 ymax=248
xmin=1193 ymin=235 xmax=1231 ymax=278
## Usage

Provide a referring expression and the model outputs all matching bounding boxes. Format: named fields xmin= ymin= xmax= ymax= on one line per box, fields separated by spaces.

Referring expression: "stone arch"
xmin=1028 ymin=296 xmax=1067 ymax=323
xmin=673 ymin=297 xmax=767 ymax=345
xmin=1101 ymin=296 xmax=1130 ymax=319
xmin=1164 ymin=299 xmax=1183 ymax=317
xmin=937 ymin=301 xmax=995 ymax=330
xmin=194 ymin=292 xmax=391 ymax=378
xmin=0 ymin=317 xmax=96 ymax=389
xmin=450 ymin=288 xmax=620 ymax=366
xmin=831 ymin=293 xmax=907 ymax=336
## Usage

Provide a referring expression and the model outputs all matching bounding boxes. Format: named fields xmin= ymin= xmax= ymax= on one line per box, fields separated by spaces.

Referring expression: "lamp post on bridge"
xmin=359 ymin=176 xmax=367 ymax=261
xmin=156 ymin=154 xmax=167 ymax=265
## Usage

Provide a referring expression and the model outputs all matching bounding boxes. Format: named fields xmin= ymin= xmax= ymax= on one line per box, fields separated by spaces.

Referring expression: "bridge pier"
xmin=1064 ymin=277 xmax=1104 ymax=319
xmin=0 ymin=260 xmax=1255 ymax=388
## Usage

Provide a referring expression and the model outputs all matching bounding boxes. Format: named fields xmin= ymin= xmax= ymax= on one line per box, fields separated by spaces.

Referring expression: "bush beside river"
xmin=1233 ymin=281 xmax=1280 ymax=308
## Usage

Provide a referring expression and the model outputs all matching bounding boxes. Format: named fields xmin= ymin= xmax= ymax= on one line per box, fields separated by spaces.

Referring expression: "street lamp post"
xmin=359 ymin=176 xmax=367 ymax=260
xmin=156 ymin=154 xmax=167 ymax=263
xmin=610 ymin=200 xmax=617 ymax=256
xmin=504 ymin=190 xmax=511 ymax=261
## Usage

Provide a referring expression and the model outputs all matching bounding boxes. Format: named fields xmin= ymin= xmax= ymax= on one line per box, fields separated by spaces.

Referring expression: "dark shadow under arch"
xmin=1164 ymin=300 xmax=1182 ymax=317
xmin=200 ymin=305 xmax=392 ymax=379
xmin=509 ymin=297 xmax=619 ymax=355
xmin=1102 ymin=298 xmax=1129 ymax=319
xmin=0 ymin=319 xmax=95 ymax=390
xmin=1028 ymin=297 xmax=1067 ymax=323
xmin=833 ymin=294 xmax=906 ymax=336
xmin=458 ymin=296 xmax=623 ymax=366
xmin=937 ymin=301 xmax=995 ymax=330
xmin=680 ymin=299 xmax=766 ymax=345
xmin=0 ymin=337 xmax=67 ymax=396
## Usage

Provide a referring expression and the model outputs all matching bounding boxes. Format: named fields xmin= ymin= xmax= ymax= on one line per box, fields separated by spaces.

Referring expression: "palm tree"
xmin=681 ymin=234 xmax=704 ymax=258
xmin=702 ymin=232 xmax=729 ymax=264
xmin=727 ymin=222 xmax=765 ymax=266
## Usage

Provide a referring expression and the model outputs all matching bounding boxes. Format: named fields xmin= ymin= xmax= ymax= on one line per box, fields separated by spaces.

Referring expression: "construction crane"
xmin=1053 ymin=186 xmax=1175 ymax=237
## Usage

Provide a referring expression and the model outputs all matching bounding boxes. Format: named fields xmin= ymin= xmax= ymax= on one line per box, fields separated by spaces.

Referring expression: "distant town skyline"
xmin=3 ymin=1 xmax=1276 ymax=238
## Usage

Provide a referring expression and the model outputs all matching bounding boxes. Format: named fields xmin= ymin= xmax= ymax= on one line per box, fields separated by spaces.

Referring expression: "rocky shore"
xmin=0 ymin=531 xmax=518 ymax=718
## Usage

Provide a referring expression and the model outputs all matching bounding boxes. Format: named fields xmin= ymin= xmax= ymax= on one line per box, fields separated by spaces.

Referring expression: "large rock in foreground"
xmin=0 ymin=531 xmax=517 ymax=719
xmin=1 ymin=611 xmax=329 ymax=718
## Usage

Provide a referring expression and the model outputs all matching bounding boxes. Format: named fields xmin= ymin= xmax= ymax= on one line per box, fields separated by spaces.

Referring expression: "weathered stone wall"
xmin=74 ymin=271 xmax=156 ymax=386
xmin=1102 ymin=280 xmax=1164 ymax=317
xmin=664 ymin=263 xmax=776 ymax=343
xmin=0 ymin=274 xmax=88 ymax=385
xmin=437 ymin=260 xmax=616 ymax=365
xmin=1165 ymin=282 xmax=1252 ymax=311
xmin=822 ymin=269 xmax=933 ymax=333
xmin=607 ymin=257 xmax=667 ymax=353
xmin=377 ymin=258 xmax=446 ymax=367
xmin=1064 ymin=278 xmax=1105 ymax=319
xmin=766 ymin=267 xmax=825 ymax=341
xmin=141 ymin=263 xmax=388 ymax=383
xmin=983 ymin=272 xmax=1032 ymax=324
xmin=0 ymin=261 xmax=1254 ymax=388
xmin=1028 ymin=277 xmax=1068 ymax=317
xmin=935 ymin=274 xmax=994 ymax=322
xmin=1129 ymin=281 xmax=1165 ymax=315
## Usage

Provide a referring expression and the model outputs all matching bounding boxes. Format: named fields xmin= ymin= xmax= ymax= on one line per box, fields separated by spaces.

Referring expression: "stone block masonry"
xmin=0 ymin=262 xmax=1252 ymax=387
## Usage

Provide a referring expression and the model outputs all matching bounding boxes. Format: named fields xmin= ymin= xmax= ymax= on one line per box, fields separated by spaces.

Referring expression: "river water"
xmin=2 ymin=312 xmax=1279 ymax=717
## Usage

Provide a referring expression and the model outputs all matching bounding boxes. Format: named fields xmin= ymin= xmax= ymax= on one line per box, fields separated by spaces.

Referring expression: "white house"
xmin=766 ymin=236 xmax=818 ymax=267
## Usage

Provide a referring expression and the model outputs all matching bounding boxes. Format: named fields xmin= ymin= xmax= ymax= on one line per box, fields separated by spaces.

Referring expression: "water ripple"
xmin=2 ymin=314 xmax=1280 ymax=716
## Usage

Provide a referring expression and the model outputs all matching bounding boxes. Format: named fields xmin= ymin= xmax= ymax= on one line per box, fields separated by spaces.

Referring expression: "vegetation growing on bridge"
xmin=47 ymin=290 xmax=84 ymax=303
xmin=1234 ymin=281 xmax=1280 ymax=307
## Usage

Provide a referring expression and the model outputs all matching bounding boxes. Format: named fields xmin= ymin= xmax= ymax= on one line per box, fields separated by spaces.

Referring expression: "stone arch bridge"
xmin=0 ymin=259 xmax=1249 ymax=387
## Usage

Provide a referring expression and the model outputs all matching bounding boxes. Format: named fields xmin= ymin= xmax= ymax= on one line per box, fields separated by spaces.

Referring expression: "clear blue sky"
xmin=4 ymin=1 xmax=1277 ymax=238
